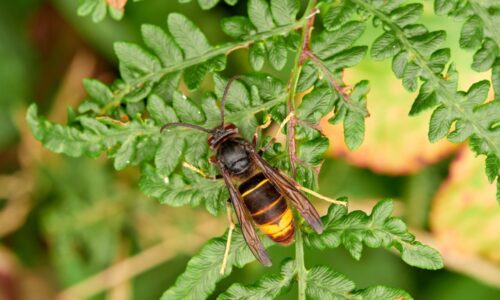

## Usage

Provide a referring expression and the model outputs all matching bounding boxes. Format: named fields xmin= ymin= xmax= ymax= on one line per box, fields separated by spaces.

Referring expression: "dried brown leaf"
xmin=107 ymin=0 xmax=127 ymax=11
xmin=431 ymin=148 xmax=500 ymax=263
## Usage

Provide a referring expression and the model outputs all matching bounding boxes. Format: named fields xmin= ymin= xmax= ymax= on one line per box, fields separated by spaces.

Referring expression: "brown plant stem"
xmin=304 ymin=51 xmax=351 ymax=101
xmin=287 ymin=1 xmax=317 ymax=178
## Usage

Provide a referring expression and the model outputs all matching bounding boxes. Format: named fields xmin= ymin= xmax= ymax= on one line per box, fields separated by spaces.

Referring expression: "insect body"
xmin=239 ymin=172 xmax=295 ymax=244
xmin=161 ymin=77 xmax=323 ymax=266
xmin=217 ymin=138 xmax=295 ymax=245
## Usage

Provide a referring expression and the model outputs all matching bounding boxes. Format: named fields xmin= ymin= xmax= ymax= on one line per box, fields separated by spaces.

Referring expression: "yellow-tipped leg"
xmin=260 ymin=111 xmax=295 ymax=153
xmin=258 ymin=114 xmax=272 ymax=130
xmin=298 ymin=186 xmax=347 ymax=206
xmin=220 ymin=202 xmax=236 ymax=275
xmin=182 ymin=162 xmax=217 ymax=179
xmin=253 ymin=114 xmax=273 ymax=146
xmin=277 ymin=111 xmax=294 ymax=135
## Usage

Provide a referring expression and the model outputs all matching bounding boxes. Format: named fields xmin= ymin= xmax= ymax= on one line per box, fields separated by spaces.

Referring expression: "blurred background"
xmin=0 ymin=0 xmax=499 ymax=299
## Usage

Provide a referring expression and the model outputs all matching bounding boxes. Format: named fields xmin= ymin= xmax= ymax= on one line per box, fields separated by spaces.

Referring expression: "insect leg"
xmin=182 ymin=162 xmax=221 ymax=179
xmin=253 ymin=114 xmax=272 ymax=146
xmin=298 ymin=185 xmax=347 ymax=206
xmin=220 ymin=200 xmax=236 ymax=275
xmin=259 ymin=111 xmax=295 ymax=154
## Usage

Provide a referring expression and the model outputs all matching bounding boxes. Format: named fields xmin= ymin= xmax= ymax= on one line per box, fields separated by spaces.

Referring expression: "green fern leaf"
xmin=248 ymin=0 xmax=276 ymax=32
xmin=389 ymin=3 xmax=423 ymax=28
xmin=493 ymin=58 xmax=500 ymax=98
xmin=304 ymin=20 xmax=369 ymax=151
xmin=28 ymin=74 xmax=285 ymax=182
xmin=460 ymin=15 xmax=484 ymax=49
xmin=147 ymin=94 xmax=178 ymax=124
xmin=141 ymin=24 xmax=184 ymax=67
xmin=297 ymin=136 xmax=329 ymax=166
xmin=352 ymin=286 xmax=413 ymax=299
xmin=270 ymin=0 xmax=300 ymax=26
xmin=304 ymin=199 xmax=444 ymax=270
xmin=350 ymin=0 xmax=500 ymax=201
xmin=312 ymin=21 xmax=366 ymax=60
xmin=173 ymin=92 xmax=206 ymax=123
xmin=297 ymin=60 xmax=318 ymax=92
xmin=139 ymin=164 xmax=227 ymax=214
xmin=75 ymin=10 xmax=303 ymax=113
xmin=434 ymin=0 xmax=456 ymax=15
xmin=268 ymin=36 xmax=288 ymax=70
xmin=218 ymin=259 xmax=295 ymax=300
xmin=435 ymin=0 xmax=500 ymax=73
xmin=221 ymin=16 xmax=256 ymax=39
xmin=249 ymin=42 xmax=267 ymax=71
xmin=305 ymin=265 xmax=411 ymax=299
xmin=83 ymin=79 xmax=113 ymax=105
xmin=160 ymin=228 xmax=272 ymax=300
xmin=344 ymin=80 xmax=368 ymax=150
xmin=322 ymin=0 xmax=356 ymax=31
xmin=27 ymin=104 xmax=122 ymax=158
xmin=168 ymin=13 xmax=212 ymax=58
xmin=472 ymin=39 xmax=499 ymax=72
xmin=371 ymin=32 xmax=401 ymax=60
xmin=297 ymin=85 xmax=336 ymax=123
xmin=198 ymin=0 xmax=220 ymax=10
xmin=114 ymin=134 xmax=139 ymax=170
xmin=155 ymin=132 xmax=185 ymax=177
xmin=306 ymin=266 xmax=355 ymax=299
xmin=77 ymin=0 xmax=112 ymax=22
xmin=114 ymin=42 xmax=162 ymax=75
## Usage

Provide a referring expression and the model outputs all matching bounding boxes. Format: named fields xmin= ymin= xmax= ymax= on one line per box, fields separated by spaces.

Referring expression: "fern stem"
xmin=287 ymin=1 xmax=318 ymax=299
xmin=286 ymin=0 xmax=317 ymax=177
xmin=306 ymin=51 xmax=350 ymax=100
xmin=295 ymin=225 xmax=307 ymax=300
xmin=286 ymin=46 xmax=303 ymax=176
xmin=100 ymin=21 xmax=307 ymax=115
xmin=305 ymin=51 xmax=369 ymax=117
xmin=352 ymin=0 xmax=500 ymax=159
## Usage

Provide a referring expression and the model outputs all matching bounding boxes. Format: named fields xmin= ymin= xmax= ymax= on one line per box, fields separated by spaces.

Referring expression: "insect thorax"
xmin=217 ymin=139 xmax=252 ymax=176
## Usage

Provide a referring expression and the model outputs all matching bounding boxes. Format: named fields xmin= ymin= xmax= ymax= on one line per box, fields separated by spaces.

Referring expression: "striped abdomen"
xmin=238 ymin=173 xmax=295 ymax=244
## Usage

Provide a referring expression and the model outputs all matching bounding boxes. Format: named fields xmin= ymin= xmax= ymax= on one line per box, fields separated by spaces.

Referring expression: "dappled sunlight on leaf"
xmin=431 ymin=147 xmax=500 ymax=263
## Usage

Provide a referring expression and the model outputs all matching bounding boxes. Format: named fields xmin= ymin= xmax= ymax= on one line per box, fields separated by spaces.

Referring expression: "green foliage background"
xmin=0 ymin=0 xmax=499 ymax=299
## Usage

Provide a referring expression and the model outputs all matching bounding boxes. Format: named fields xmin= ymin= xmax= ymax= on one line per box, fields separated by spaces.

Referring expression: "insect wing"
xmin=219 ymin=165 xmax=272 ymax=266
xmin=244 ymin=142 xmax=324 ymax=234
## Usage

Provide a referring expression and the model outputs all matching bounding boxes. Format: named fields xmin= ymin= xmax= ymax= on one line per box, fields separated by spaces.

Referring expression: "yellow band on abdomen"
xmin=241 ymin=178 xmax=269 ymax=198
xmin=251 ymin=195 xmax=283 ymax=217
xmin=258 ymin=208 xmax=293 ymax=236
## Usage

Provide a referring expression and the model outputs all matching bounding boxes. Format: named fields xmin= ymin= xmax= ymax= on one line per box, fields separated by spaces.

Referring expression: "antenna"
xmin=220 ymin=75 xmax=242 ymax=127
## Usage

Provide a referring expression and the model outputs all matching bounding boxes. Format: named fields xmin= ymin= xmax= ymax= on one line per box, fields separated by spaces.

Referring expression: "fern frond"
xmin=346 ymin=0 xmax=500 ymax=202
xmin=304 ymin=199 xmax=443 ymax=270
